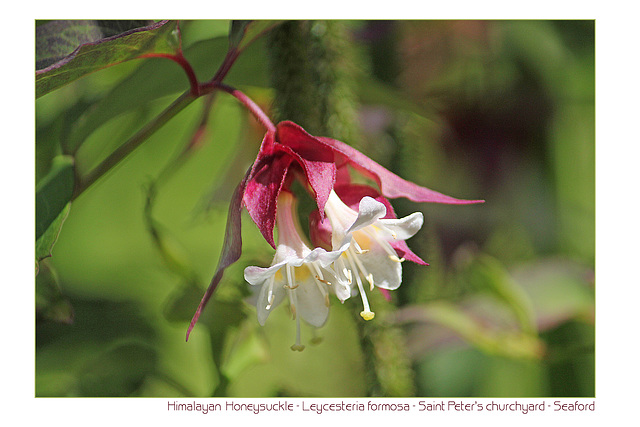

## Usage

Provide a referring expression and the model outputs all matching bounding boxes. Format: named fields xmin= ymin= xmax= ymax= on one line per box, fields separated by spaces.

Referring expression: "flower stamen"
xmin=347 ymin=245 xmax=377 ymax=292
xmin=352 ymin=239 xmax=369 ymax=254
xmin=365 ymin=273 xmax=375 ymax=291
xmin=265 ymin=276 xmax=276 ymax=310
xmin=337 ymin=258 xmax=352 ymax=285
xmin=360 ymin=310 xmax=375 ymax=321
xmin=315 ymin=275 xmax=332 ymax=286
xmin=307 ymin=266 xmax=331 ymax=308
xmin=290 ymin=314 xmax=305 ymax=352
xmin=346 ymin=250 xmax=375 ymax=321
xmin=290 ymin=301 xmax=297 ymax=319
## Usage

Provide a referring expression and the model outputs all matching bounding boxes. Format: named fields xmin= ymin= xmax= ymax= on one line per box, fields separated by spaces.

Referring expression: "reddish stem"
xmin=140 ymin=52 xmax=200 ymax=96
xmin=204 ymin=81 xmax=276 ymax=133
xmin=143 ymin=47 xmax=275 ymax=133
xmin=211 ymin=48 xmax=240 ymax=83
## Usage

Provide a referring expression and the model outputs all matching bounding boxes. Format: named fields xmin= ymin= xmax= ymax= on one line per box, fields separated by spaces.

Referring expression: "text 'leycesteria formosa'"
xmin=186 ymin=120 xmax=483 ymax=350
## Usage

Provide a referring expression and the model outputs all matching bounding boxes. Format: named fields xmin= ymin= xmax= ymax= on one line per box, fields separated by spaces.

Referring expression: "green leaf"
xmin=228 ymin=20 xmax=252 ymax=49
xmin=36 ymin=298 xmax=158 ymax=396
xmin=55 ymin=34 xmax=270 ymax=155
xmin=36 ymin=20 xmax=154 ymax=70
xmin=36 ymin=155 xmax=75 ymax=241
xmin=396 ymin=301 xmax=544 ymax=360
xmin=460 ymin=254 xmax=538 ymax=334
xmin=62 ymin=36 xmax=229 ymax=154
xmin=36 ymin=20 xmax=180 ymax=98
xmin=512 ymin=259 xmax=594 ymax=329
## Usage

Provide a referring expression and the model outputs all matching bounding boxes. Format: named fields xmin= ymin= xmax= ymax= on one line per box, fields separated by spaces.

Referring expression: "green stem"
xmin=267 ymin=20 xmax=415 ymax=397
xmin=71 ymin=80 xmax=276 ymax=201
xmin=268 ymin=21 xmax=362 ymax=142
xmin=354 ymin=292 xmax=416 ymax=397
xmin=70 ymin=21 xmax=282 ymax=201
xmin=72 ymin=91 xmax=196 ymax=200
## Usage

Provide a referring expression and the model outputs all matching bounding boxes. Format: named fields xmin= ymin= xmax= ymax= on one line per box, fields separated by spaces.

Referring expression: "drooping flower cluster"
xmin=244 ymin=191 xmax=346 ymax=351
xmin=186 ymin=120 xmax=482 ymax=348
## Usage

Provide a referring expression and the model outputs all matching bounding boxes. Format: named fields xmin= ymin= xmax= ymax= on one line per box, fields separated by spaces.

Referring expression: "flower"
xmin=320 ymin=189 xmax=424 ymax=320
xmin=244 ymin=191 xmax=348 ymax=351
xmin=242 ymin=122 xmax=482 ymax=249
xmin=186 ymin=119 xmax=483 ymax=342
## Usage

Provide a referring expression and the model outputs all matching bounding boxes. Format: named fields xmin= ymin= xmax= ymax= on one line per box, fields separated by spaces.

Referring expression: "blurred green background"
xmin=35 ymin=20 xmax=594 ymax=397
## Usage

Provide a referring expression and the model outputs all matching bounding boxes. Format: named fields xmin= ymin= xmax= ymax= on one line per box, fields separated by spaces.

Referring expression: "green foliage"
xmin=36 ymin=204 xmax=70 ymax=275
xmin=36 ymin=20 xmax=153 ymax=69
xmin=36 ymin=20 xmax=180 ymax=98
xmin=229 ymin=20 xmax=283 ymax=52
xmin=35 ymin=155 xmax=74 ymax=240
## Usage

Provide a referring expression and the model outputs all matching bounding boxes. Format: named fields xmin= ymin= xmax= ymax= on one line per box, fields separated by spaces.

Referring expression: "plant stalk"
xmin=72 ymin=91 xmax=196 ymax=200
xmin=267 ymin=20 xmax=415 ymax=397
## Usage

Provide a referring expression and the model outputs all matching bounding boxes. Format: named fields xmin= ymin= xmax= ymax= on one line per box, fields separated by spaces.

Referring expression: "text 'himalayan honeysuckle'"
xmin=186 ymin=120 xmax=483 ymax=350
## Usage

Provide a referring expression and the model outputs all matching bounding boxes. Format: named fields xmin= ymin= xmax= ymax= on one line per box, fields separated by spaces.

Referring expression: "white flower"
xmin=323 ymin=190 xmax=424 ymax=321
xmin=244 ymin=191 xmax=346 ymax=351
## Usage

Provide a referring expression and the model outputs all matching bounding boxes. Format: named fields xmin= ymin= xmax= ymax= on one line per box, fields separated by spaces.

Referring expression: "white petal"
xmin=307 ymin=245 xmax=349 ymax=268
xmin=346 ymin=196 xmax=387 ymax=234
xmin=256 ymin=277 xmax=286 ymax=325
xmin=294 ymin=277 xmax=330 ymax=328
xmin=358 ymin=245 xmax=403 ymax=290
xmin=380 ymin=211 xmax=424 ymax=240
xmin=333 ymin=280 xmax=353 ymax=302
xmin=244 ymin=260 xmax=286 ymax=286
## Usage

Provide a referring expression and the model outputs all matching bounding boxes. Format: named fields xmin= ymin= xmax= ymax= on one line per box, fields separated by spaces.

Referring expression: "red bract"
xmin=243 ymin=123 xmax=337 ymax=248
xmin=186 ymin=120 xmax=482 ymax=341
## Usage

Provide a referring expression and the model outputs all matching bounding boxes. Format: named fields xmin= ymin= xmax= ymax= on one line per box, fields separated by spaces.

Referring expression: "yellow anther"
xmin=290 ymin=344 xmax=306 ymax=352
xmin=366 ymin=273 xmax=375 ymax=291
xmin=284 ymin=283 xmax=299 ymax=290
xmin=343 ymin=268 xmax=353 ymax=284
xmin=360 ymin=311 xmax=375 ymax=321
xmin=389 ymin=255 xmax=405 ymax=263
xmin=315 ymin=275 xmax=332 ymax=286
xmin=310 ymin=336 xmax=323 ymax=345
xmin=353 ymin=240 xmax=369 ymax=254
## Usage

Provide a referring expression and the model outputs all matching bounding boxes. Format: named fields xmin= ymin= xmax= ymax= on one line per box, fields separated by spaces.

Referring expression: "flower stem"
xmin=267 ymin=20 xmax=362 ymax=143
xmin=210 ymin=48 xmax=240 ymax=83
xmin=140 ymin=52 xmax=200 ymax=96
xmin=72 ymin=91 xmax=197 ymax=200
xmin=72 ymin=50 xmax=279 ymax=200
xmin=205 ymin=82 xmax=276 ymax=133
